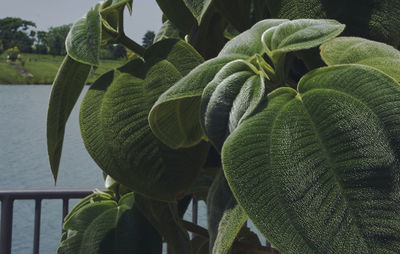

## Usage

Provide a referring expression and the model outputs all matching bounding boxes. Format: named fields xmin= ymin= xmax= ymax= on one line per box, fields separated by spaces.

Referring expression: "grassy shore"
xmin=0 ymin=53 xmax=126 ymax=84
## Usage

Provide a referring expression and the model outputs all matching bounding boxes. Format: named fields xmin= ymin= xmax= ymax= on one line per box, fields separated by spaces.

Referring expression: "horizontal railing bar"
xmin=0 ymin=189 xmax=95 ymax=200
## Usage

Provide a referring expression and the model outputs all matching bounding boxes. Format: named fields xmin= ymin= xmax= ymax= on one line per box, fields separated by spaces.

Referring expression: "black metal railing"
xmin=0 ymin=189 xmax=93 ymax=254
xmin=0 ymin=190 xmax=274 ymax=254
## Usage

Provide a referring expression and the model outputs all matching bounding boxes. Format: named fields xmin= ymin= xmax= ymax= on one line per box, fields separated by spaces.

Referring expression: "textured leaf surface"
xmin=201 ymin=60 xmax=266 ymax=151
xmin=85 ymin=39 xmax=209 ymax=201
xmin=100 ymin=0 xmax=133 ymax=41
xmin=262 ymin=19 xmax=345 ymax=57
xmin=149 ymin=56 xmax=235 ymax=149
xmin=66 ymin=4 xmax=101 ymax=65
xmin=47 ymin=56 xmax=90 ymax=182
xmin=80 ymin=70 xmax=118 ymax=175
xmin=223 ymin=64 xmax=400 ymax=253
xmin=320 ymin=37 xmax=400 ymax=81
xmin=183 ymin=0 xmax=213 ymax=25
xmin=218 ymin=19 xmax=287 ymax=58
xmin=58 ymin=193 xmax=162 ymax=254
xmin=207 ymin=171 xmax=247 ymax=254
xmin=265 ymin=0 xmax=400 ymax=47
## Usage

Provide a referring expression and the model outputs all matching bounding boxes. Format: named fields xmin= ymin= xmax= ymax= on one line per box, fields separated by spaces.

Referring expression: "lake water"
xmin=0 ymin=85 xmax=264 ymax=253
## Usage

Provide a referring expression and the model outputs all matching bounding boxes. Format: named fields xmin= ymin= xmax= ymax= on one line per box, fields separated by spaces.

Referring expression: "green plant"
xmin=6 ymin=46 xmax=20 ymax=61
xmin=47 ymin=0 xmax=400 ymax=253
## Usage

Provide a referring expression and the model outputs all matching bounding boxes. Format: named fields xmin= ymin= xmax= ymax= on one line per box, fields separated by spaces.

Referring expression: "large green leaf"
xmin=80 ymin=39 xmax=209 ymax=201
xmin=80 ymin=70 xmax=118 ymax=174
xmin=222 ymin=64 xmax=400 ymax=253
xmin=207 ymin=171 xmax=247 ymax=254
xmin=149 ymin=20 xmax=287 ymax=149
xmin=201 ymin=60 xmax=266 ymax=151
xmin=261 ymin=19 xmax=345 ymax=58
xmin=155 ymin=0 xmax=196 ymax=34
xmin=47 ymin=56 xmax=91 ymax=182
xmin=320 ymin=37 xmax=400 ymax=81
xmin=58 ymin=192 xmax=162 ymax=254
xmin=135 ymin=194 xmax=192 ymax=254
xmin=66 ymin=4 xmax=102 ymax=65
xmin=265 ymin=0 xmax=400 ymax=47
xmin=149 ymin=56 xmax=234 ymax=149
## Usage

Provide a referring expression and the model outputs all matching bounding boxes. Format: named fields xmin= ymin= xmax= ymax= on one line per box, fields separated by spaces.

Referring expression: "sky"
xmin=0 ymin=0 xmax=163 ymax=43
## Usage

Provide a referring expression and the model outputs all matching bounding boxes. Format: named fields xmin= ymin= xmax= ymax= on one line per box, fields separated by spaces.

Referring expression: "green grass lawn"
xmin=0 ymin=53 xmax=126 ymax=84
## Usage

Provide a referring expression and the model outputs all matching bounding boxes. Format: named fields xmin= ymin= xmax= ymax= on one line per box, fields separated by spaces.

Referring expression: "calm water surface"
xmin=0 ymin=85 xmax=263 ymax=253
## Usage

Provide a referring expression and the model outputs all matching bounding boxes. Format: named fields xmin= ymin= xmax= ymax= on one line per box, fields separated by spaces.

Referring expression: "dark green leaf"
xmin=265 ymin=0 xmax=400 ymax=47
xmin=207 ymin=171 xmax=247 ymax=254
xmin=135 ymin=194 xmax=192 ymax=254
xmin=80 ymin=70 xmax=118 ymax=176
xmin=149 ymin=57 xmax=236 ymax=149
xmin=320 ymin=37 xmax=400 ymax=81
xmin=223 ymin=65 xmax=400 ymax=253
xmin=214 ymin=0 xmax=251 ymax=32
xmin=59 ymin=193 xmax=162 ymax=254
xmin=155 ymin=0 xmax=196 ymax=34
xmin=79 ymin=39 xmax=209 ymax=201
xmin=66 ymin=4 xmax=102 ymax=65
xmin=183 ymin=0 xmax=214 ymax=25
xmin=47 ymin=56 xmax=90 ymax=182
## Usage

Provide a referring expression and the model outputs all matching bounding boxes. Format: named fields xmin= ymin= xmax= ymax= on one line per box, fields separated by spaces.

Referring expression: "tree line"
xmin=0 ymin=17 xmax=154 ymax=59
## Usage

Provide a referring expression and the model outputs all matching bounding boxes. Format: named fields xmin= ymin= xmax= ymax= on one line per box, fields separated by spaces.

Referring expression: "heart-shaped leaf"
xmin=261 ymin=19 xmax=345 ymax=58
xmin=59 ymin=192 xmax=162 ymax=254
xmin=47 ymin=56 xmax=91 ymax=182
xmin=320 ymin=37 xmax=400 ymax=81
xmin=223 ymin=64 xmax=400 ymax=253
xmin=265 ymin=0 xmax=400 ymax=47
xmin=207 ymin=171 xmax=247 ymax=254
xmin=66 ymin=4 xmax=102 ymax=65
xmin=80 ymin=39 xmax=209 ymax=201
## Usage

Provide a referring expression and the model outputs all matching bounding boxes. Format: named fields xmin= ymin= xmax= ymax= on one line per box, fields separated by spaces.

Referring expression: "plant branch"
xmin=117 ymin=34 xmax=145 ymax=57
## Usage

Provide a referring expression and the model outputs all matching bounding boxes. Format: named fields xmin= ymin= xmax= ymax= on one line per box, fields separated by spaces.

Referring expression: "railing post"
xmin=33 ymin=199 xmax=42 ymax=254
xmin=62 ymin=198 xmax=69 ymax=234
xmin=0 ymin=196 xmax=14 ymax=254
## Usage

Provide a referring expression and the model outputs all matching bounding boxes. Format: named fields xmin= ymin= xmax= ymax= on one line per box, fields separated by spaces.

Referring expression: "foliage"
xmin=0 ymin=17 xmax=36 ymax=52
xmin=47 ymin=0 xmax=400 ymax=253
xmin=6 ymin=46 xmax=20 ymax=61
xmin=47 ymin=24 xmax=72 ymax=56
xmin=0 ymin=40 xmax=3 ymax=54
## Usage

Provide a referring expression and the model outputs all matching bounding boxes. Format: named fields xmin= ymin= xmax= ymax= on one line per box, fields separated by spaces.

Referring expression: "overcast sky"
xmin=1 ymin=0 xmax=163 ymax=43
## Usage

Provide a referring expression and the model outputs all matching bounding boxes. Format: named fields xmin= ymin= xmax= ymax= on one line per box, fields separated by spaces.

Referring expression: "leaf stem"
xmin=118 ymin=34 xmax=145 ymax=57
xmin=181 ymin=220 xmax=209 ymax=238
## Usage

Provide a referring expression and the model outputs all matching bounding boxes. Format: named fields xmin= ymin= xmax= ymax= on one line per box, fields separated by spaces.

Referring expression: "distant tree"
xmin=47 ymin=24 xmax=71 ymax=55
xmin=142 ymin=30 xmax=155 ymax=48
xmin=0 ymin=17 xmax=36 ymax=52
xmin=0 ymin=40 xmax=3 ymax=54
xmin=35 ymin=30 xmax=48 ymax=54
xmin=111 ymin=44 xmax=126 ymax=59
